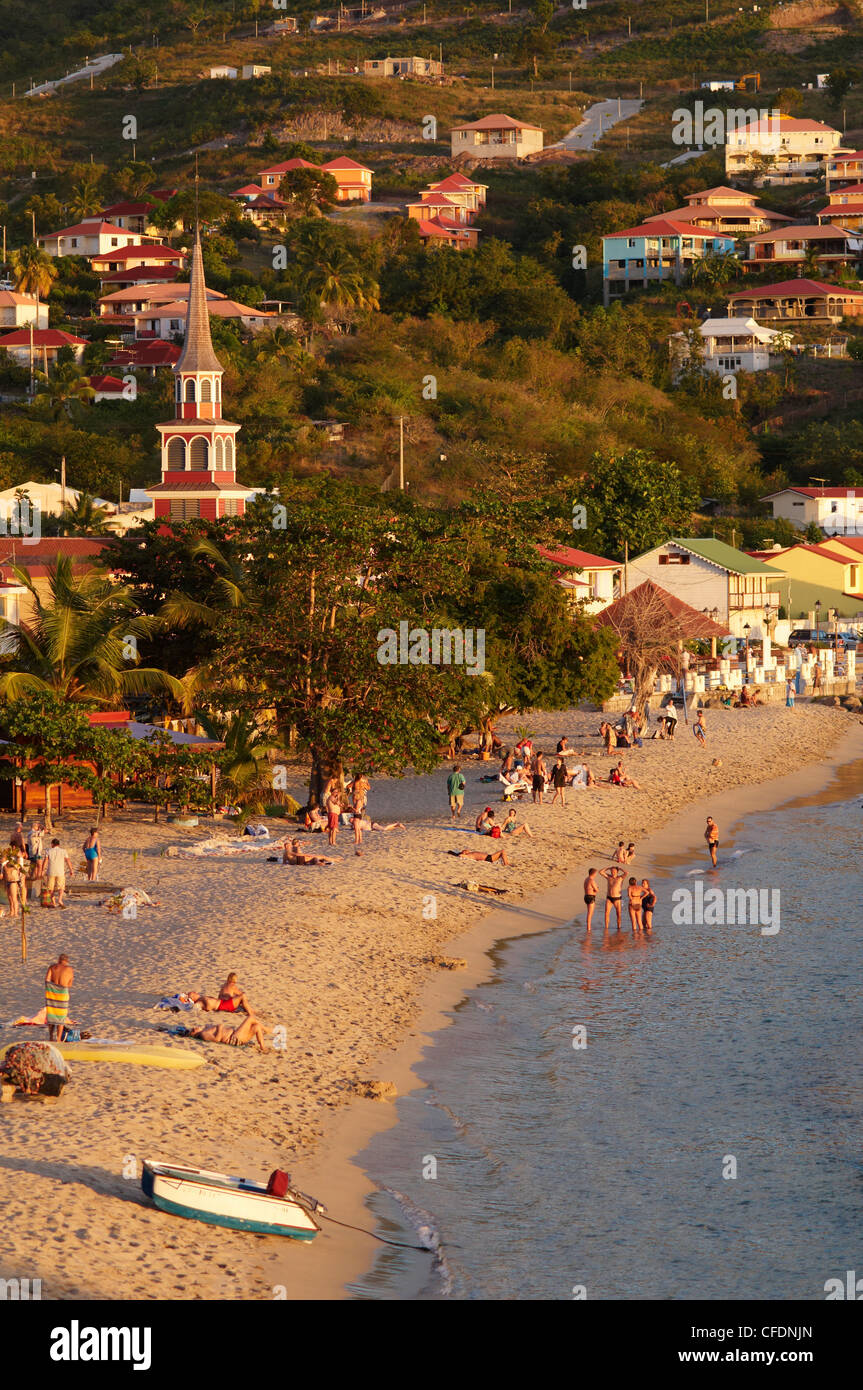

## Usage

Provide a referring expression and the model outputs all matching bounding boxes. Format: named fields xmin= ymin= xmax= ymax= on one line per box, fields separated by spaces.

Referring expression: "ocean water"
xmin=348 ymin=770 xmax=863 ymax=1301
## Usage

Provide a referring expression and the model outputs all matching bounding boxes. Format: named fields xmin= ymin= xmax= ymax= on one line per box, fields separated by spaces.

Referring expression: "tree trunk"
xmin=44 ymin=784 xmax=53 ymax=832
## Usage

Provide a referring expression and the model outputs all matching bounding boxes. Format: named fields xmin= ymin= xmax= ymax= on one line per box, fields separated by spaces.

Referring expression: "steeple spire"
xmin=175 ymin=227 xmax=223 ymax=374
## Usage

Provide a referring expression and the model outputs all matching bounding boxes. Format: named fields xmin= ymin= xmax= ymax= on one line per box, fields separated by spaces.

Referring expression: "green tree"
xmin=826 ymin=68 xmax=858 ymax=107
xmin=9 ymin=244 xmax=58 ymax=302
xmin=34 ymin=362 xmax=95 ymax=420
xmin=59 ymin=492 xmax=112 ymax=535
xmin=581 ymin=449 xmax=699 ymax=559
xmin=278 ymin=168 xmax=339 ymax=216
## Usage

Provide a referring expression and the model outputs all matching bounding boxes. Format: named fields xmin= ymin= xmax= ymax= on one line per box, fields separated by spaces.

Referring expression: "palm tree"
xmin=34 ymin=362 xmax=95 ymax=419
xmin=9 ymin=244 xmax=58 ymax=306
xmin=689 ymin=251 xmax=739 ymax=290
xmin=60 ymin=492 xmax=112 ymax=536
xmin=67 ymin=170 xmax=103 ymax=221
xmin=298 ymin=245 xmax=380 ymax=316
xmin=195 ymin=710 xmax=285 ymax=812
xmin=0 ymin=554 xmax=186 ymax=706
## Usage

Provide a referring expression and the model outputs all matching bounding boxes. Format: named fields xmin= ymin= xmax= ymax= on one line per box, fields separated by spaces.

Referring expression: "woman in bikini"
xmin=501 ymin=809 xmax=533 ymax=838
xmin=640 ymin=880 xmax=656 ymax=932
xmin=449 ymin=847 xmax=511 ymax=865
xmin=627 ymin=877 xmax=644 ymax=932
xmin=187 ymin=1015 xmax=270 ymax=1052
xmin=2 ymin=848 xmax=24 ymax=918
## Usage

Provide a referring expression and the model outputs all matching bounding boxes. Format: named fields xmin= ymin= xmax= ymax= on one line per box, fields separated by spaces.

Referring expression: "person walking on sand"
xmin=350 ymin=772 xmax=370 ymax=817
xmin=447 ymin=764 xmax=466 ymax=820
xmin=532 ymin=752 xmax=546 ymax=805
xmin=640 ymin=879 xmax=656 ymax=932
xmin=601 ymin=866 xmax=625 ymax=930
xmin=627 ymin=877 xmax=644 ymax=933
xmin=705 ymin=816 xmax=719 ymax=869
xmin=82 ymin=826 xmax=102 ymax=881
xmin=693 ymin=709 xmax=707 ymax=746
xmin=550 ymin=756 xmax=568 ymax=807
xmin=45 ymin=954 xmax=74 ymax=1042
xmin=583 ymin=867 xmax=599 ymax=931
xmin=785 ymin=678 xmax=796 ymax=710
xmin=45 ymin=838 xmax=74 ymax=908
xmin=2 ymin=847 xmax=25 ymax=918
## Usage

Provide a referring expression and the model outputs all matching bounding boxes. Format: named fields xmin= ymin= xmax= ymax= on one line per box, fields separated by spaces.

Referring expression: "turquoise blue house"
xmin=602 ymin=217 xmax=736 ymax=305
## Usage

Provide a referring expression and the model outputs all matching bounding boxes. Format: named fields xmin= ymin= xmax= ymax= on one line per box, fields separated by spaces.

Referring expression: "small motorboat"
xmin=141 ymin=1161 xmax=325 ymax=1240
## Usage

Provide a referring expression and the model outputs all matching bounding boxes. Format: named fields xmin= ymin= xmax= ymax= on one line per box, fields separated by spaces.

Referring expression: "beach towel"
xmin=45 ymin=983 xmax=69 ymax=1027
xmin=153 ymin=994 xmax=195 ymax=1012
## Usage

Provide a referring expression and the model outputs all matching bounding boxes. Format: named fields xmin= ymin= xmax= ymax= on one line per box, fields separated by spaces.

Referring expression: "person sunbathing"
xmin=475 ymin=807 xmax=496 ymax=834
xmin=501 ymin=809 xmax=533 ymax=837
xmin=449 ymin=847 xmax=511 ymax=864
xmin=187 ymin=1015 xmax=270 ymax=1052
xmin=303 ymin=806 xmax=327 ymax=832
xmin=610 ymin=760 xmax=641 ymax=789
xmin=187 ymin=979 xmax=256 ymax=1016
xmin=282 ymin=838 xmax=335 ymax=865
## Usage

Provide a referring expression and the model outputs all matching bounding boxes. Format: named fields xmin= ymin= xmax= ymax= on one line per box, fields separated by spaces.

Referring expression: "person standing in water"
xmin=600 ymin=866 xmax=625 ymax=930
xmin=705 ymin=816 xmax=719 ymax=868
xmin=583 ymin=867 xmax=598 ymax=931
xmin=640 ymin=880 xmax=656 ymax=932
xmin=82 ymin=827 xmax=102 ymax=881
xmin=627 ymin=877 xmax=644 ymax=932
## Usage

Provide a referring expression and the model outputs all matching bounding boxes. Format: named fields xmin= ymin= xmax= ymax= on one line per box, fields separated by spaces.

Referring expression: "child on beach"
xmin=693 ymin=710 xmax=707 ymax=746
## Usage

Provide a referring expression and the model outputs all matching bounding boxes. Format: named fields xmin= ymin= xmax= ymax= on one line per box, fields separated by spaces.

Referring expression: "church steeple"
xmin=175 ymin=228 xmax=223 ymax=375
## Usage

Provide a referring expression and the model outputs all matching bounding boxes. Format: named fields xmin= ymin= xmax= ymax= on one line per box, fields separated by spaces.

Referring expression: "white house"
xmin=725 ymin=114 xmax=847 ymax=184
xmin=38 ymin=219 xmax=150 ymax=258
xmin=209 ymin=65 xmax=238 ymax=79
xmin=242 ymin=64 xmax=271 ymax=79
xmin=131 ymin=298 xmax=274 ymax=340
xmin=451 ymin=113 xmax=544 ymax=161
xmin=762 ymin=486 xmax=863 ymax=536
xmin=670 ymin=317 xmax=787 ymax=377
xmin=0 ymin=290 xmax=49 ymax=329
xmin=628 ymin=537 xmax=783 ymax=637
xmin=537 ymin=545 xmax=622 ymax=615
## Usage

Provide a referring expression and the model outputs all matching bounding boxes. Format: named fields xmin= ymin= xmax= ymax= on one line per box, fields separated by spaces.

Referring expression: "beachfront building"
xmin=362 ymin=56 xmax=443 ymax=78
xmin=724 ymin=115 xmax=846 ymax=184
xmin=37 ymin=218 xmax=153 ymax=258
xmin=727 ymin=277 xmax=863 ymax=324
xmin=628 ymin=537 xmax=782 ymax=637
xmin=149 ymin=232 xmax=256 ymax=523
xmin=451 ymin=113 xmax=544 ymax=161
xmin=602 ymin=220 xmax=735 ymax=305
xmin=536 ymin=545 xmax=622 ymax=615
xmin=0 ymin=289 xmax=49 ymax=329
xmin=762 ymin=486 xmax=863 ymax=536
xmin=747 ymin=542 xmax=863 ymax=598
xmin=743 ymin=223 xmax=863 ymax=272
xmin=669 ymin=316 xmax=785 ymax=377
xmin=656 ymin=186 xmax=792 ymax=238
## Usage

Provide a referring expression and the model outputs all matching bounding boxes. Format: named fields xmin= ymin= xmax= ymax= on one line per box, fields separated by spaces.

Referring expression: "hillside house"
xmin=816 ymin=183 xmax=863 ymax=232
xmin=602 ymin=220 xmax=735 ymax=305
xmin=98 ymin=282 xmax=228 ymax=322
xmin=658 ymin=185 xmax=792 ymax=237
xmin=426 ymin=171 xmax=487 ymax=212
xmin=209 ymin=64 xmax=238 ymax=79
xmin=451 ymin=113 xmax=543 ymax=161
xmin=725 ymin=115 xmax=846 ymax=184
xmin=414 ymin=219 xmax=478 ymax=251
xmin=100 ymin=202 xmax=167 ymax=235
xmin=669 ymin=317 xmax=784 ymax=377
xmin=38 ymin=219 xmax=152 ymax=258
xmin=131 ymin=298 xmax=273 ymax=341
xmin=727 ymin=277 xmax=863 ymax=324
xmin=363 ymin=56 xmax=443 ymax=78
xmin=257 ymin=158 xmax=320 ymax=190
xmin=0 ymin=290 xmax=49 ymax=330
xmin=0 ymin=327 xmax=85 ymax=368
xmin=105 ymin=340 xmax=181 ymax=374
xmin=743 ymin=222 xmax=862 ymax=271
xmin=747 ymin=543 xmax=863 ymax=598
xmin=90 ymin=244 xmax=185 ymax=276
xmin=322 ymin=156 xmax=373 ymax=202
xmin=628 ymin=538 xmax=782 ymax=638
xmin=242 ymin=64 xmax=271 ymax=79
xmin=762 ymin=486 xmax=863 ymax=536
xmin=406 ymin=192 xmax=475 ymax=226
xmin=825 ymin=149 xmax=863 ymax=188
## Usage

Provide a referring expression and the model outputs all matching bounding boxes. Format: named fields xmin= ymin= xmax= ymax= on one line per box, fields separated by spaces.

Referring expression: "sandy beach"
xmin=0 ymin=700 xmax=854 ymax=1300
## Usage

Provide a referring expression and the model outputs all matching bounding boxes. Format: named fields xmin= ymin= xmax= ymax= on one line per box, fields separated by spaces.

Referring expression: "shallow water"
xmin=348 ymin=772 xmax=863 ymax=1300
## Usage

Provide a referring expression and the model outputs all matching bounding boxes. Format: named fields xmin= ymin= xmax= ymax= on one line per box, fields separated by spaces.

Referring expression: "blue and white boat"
xmin=141 ymin=1161 xmax=325 ymax=1240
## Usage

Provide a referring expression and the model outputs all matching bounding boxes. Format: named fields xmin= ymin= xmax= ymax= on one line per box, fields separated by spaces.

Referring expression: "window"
xmin=70 ymin=238 xmax=78 ymax=248
xmin=221 ymin=497 xmax=239 ymax=517
xmin=214 ymin=438 xmax=224 ymax=468
xmin=170 ymin=319 xmax=181 ymax=332
xmin=627 ymin=238 xmax=637 ymax=248
xmin=189 ymin=437 xmax=209 ymax=469
xmin=224 ymin=438 xmax=234 ymax=469
xmin=659 ymin=553 xmax=690 ymax=565
xmin=166 ymin=438 xmax=186 ymax=468
xmin=184 ymin=379 xmax=196 ymax=403
xmin=111 ymin=238 xmax=118 ymax=246
xmin=200 ymin=379 xmax=212 ymax=402
xmin=169 ymin=499 xmax=199 ymax=521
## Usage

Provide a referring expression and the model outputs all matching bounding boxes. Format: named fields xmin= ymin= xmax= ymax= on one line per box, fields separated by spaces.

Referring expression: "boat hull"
xmin=142 ymin=1162 xmax=321 ymax=1240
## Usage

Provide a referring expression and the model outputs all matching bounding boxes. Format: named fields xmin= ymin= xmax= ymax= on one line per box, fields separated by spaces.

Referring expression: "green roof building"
xmin=628 ymin=536 xmax=785 ymax=638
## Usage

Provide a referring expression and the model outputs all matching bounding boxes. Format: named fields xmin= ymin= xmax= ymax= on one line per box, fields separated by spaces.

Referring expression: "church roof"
xmin=175 ymin=230 xmax=223 ymax=374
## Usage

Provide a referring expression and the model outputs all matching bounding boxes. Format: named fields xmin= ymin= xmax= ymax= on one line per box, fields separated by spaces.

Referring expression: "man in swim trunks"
xmin=693 ymin=709 xmax=707 ymax=746
xmin=531 ymin=752 xmax=546 ymax=805
xmin=600 ymin=866 xmax=625 ymax=930
xmin=282 ymin=838 xmax=335 ymax=866
xmin=188 ymin=1015 xmax=269 ymax=1052
xmin=705 ymin=816 xmax=719 ymax=868
xmin=583 ymin=867 xmax=598 ymax=931
xmin=45 ymin=954 xmax=74 ymax=1042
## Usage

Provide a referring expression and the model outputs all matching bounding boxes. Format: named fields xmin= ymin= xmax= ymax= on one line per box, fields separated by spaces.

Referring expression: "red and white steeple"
xmin=150 ymin=229 xmax=252 ymax=522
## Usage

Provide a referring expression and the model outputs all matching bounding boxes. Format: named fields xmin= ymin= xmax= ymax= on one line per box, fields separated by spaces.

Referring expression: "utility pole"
xmin=491 ymin=66 xmax=494 ymax=91
xmin=28 ymin=320 xmax=34 ymax=397
xmin=61 ymin=455 xmax=67 ymax=511
xmin=628 ymin=15 xmax=631 ymax=36
xmin=568 ymin=70 xmax=572 ymax=93
xmin=398 ymin=417 xmax=405 ymax=491
xmin=639 ymin=79 xmax=643 ymax=99
xmin=624 ymin=540 xmax=629 ymax=594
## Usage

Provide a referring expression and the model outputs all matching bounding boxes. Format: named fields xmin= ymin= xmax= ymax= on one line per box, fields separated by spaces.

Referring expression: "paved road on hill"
xmin=550 ymin=98 xmax=644 ymax=151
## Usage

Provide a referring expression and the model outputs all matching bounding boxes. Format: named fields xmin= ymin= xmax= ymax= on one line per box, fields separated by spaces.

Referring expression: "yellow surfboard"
xmin=2 ymin=1041 xmax=203 ymax=1071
